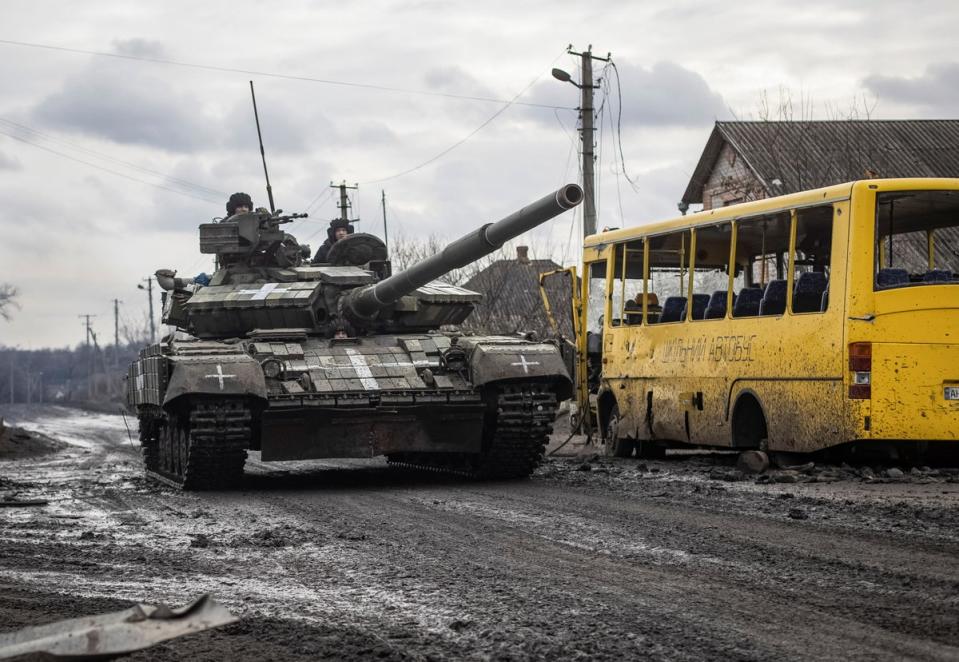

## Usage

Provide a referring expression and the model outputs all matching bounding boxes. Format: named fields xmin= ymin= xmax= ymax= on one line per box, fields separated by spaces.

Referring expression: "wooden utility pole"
xmin=381 ymin=190 xmax=389 ymax=253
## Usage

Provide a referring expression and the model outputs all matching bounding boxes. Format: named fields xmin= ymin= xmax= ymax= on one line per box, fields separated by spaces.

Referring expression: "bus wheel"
xmin=636 ymin=440 xmax=667 ymax=460
xmin=605 ymin=405 xmax=635 ymax=458
xmin=732 ymin=394 xmax=768 ymax=450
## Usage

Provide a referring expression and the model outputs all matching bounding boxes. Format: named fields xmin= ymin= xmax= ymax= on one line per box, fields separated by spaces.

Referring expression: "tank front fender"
xmin=163 ymin=355 xmax=268 ymax=407
xmin=469 ymin=343 xmax=573 ymax=399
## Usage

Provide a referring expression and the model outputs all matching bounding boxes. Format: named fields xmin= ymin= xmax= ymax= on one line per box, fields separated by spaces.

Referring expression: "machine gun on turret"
xmin=198 ymin=209 xmax=311 ymax=268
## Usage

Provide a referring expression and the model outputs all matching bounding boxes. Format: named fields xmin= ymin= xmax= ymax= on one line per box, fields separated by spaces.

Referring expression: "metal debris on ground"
xmin=0 ymin=594 xmax=237 ymax=660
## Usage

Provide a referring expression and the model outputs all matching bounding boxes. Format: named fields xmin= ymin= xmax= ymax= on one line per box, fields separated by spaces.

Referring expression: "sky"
xmin=0 ymin=0 xmax=956 ymax=348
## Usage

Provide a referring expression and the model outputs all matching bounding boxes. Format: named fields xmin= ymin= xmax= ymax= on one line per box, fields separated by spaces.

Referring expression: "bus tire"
xmin=732 ymin=393 xmax=768 ymax=450
xmin=604 ymin=404 xmax=635 ymax=458
xmin=636 ymin=440 xmax=667 ymax=460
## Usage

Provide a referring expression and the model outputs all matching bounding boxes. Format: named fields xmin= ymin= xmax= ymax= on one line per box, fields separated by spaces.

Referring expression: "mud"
xmin=1 ymin=404 xmax=958 ymax=660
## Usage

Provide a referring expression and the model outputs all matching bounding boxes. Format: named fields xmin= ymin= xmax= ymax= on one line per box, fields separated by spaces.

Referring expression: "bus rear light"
xmin=848 ymin=343 xmax=871 ymax=399
xmin=848 ymin=342 xmax=872 ymax=372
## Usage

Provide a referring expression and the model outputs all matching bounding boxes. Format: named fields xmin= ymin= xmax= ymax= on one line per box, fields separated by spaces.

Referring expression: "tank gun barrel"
xmin=347 ymin=183 xmax=583 ymax=319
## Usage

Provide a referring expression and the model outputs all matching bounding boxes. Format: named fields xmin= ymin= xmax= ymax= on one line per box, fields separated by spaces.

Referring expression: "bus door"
xmin=539 ymin=267 xmax=585 ymax=426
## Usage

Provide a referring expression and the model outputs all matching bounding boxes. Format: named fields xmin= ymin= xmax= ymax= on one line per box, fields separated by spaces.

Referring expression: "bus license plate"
xmin=946 ymin=386 xmax=959 ymax=401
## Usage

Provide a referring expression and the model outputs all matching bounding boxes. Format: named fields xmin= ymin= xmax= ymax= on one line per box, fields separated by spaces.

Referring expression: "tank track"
xmin=142 ymin=399 xmax=251 ymax=490
xmin=387 ymin=384 xmax=557 ymax=479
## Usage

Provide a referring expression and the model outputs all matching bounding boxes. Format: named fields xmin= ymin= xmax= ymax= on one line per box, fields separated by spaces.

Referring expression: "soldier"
xmin=225 ymin=192 xmax=253 ymax=218
xmin=312 ymin=218 xmax=354 ymax=263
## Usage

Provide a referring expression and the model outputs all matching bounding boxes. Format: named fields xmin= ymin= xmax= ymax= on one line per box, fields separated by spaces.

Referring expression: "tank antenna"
xmin=249 ymin=80 xmax=276 ymax=214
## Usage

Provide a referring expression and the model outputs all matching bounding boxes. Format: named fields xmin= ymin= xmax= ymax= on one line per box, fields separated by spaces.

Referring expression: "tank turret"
xmin=161 ymin=185 xmax=583 ymax=339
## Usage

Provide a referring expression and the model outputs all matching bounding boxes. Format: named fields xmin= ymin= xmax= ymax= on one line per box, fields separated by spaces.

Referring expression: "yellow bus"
xmin=563 ymin=178 xmax=959 ymax=460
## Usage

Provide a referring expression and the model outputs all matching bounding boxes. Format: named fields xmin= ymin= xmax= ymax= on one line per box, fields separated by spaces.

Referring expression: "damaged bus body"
xmin=562 ymin=178 xmax=958 ymax=460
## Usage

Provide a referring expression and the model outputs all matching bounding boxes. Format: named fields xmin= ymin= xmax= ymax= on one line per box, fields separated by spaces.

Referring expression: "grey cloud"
xmin=526 ymin=60 xmax=727 ymax=128
xmin=111 ymin=38 xmax=166 ymax=58
xmin=0 ymin=150 xmax=21 ymax=171
xmin=220 ymin=96 xmax=340 ymax=155
xmin=33 ymin=69 xmax=216 ymax=151
xmin=864 ymin=63 xmax=959 ymax=114
xmin=30 ymin=39 xmax=217 ymax=152
xmin=424 ymin=66 xmax=498 ymax=99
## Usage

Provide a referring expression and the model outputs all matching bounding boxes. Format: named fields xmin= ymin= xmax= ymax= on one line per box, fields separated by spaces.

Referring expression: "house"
xmin=681 ymin=120 xmax=959 ymax=210
xmin=461 ymin=246 xmax=574 ymax=339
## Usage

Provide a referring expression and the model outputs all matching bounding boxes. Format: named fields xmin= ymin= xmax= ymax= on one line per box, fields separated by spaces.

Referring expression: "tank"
xmin=127 ymin=184 xmax=584 ymax=489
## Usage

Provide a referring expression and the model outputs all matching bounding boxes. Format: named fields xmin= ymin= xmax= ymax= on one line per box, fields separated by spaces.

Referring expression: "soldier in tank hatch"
xmin=312 ymin=218 xmax=355 ymax=263
xmin=225 ymin=192 xmax=253 ymax=218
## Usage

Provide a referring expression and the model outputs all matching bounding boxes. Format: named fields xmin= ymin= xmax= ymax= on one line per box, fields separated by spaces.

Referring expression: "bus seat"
xmin=793 ymin=272 xmax=828 ymax=313
xmin=704 ymin=291 xmax=728 ymax=319
xmin=659 ymin=296 xmax=687 ymax=323
xmin=877 ymin=268 xmax=909 ymax=288
xmin=733 ymin=288 xmax=762 ymax=317
xmin=923 ymin=269 xmax=953 ymax=283
xmin=681 ymin=294 xmax=710 ymax=320
xmin=759 ymin=279 xmax=788 ymax=316
xmin=820 ymin=288 xmax=829 ymax=312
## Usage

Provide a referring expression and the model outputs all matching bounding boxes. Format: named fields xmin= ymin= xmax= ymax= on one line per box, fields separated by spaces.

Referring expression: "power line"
xmin=610 ymin=61 xmax=639 ymax=191
xmin=0 ymin=38 xmax=573 ymax=111
xmin=359 ymin=50 xmax=567 ymax=186
xmin=0 ymin=126 xmax=220 ymax=203
xmin=0 ymin=117 xmax=228 ymax=198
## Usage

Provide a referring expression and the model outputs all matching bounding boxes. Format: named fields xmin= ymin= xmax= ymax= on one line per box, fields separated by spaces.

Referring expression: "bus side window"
xmin=691 ymin=223 xmax=733 ymax=321
xmin=792 ymin=205 xmax=834 ymax=313
xmin=613 ymin=240 xmax=646 ymax=326
xmin=732 ymin=212 xmax=791 ymax=318
xmin=648 ymin=230 xmax=691 ymax=324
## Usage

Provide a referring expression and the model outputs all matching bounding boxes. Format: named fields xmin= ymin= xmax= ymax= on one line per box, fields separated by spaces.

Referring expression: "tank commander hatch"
xmin=311 ymin=218 xmax=355 ymax=264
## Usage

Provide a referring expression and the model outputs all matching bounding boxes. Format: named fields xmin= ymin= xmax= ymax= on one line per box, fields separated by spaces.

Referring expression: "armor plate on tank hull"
xmin=259 ymin=402 xmax=485 ymax=460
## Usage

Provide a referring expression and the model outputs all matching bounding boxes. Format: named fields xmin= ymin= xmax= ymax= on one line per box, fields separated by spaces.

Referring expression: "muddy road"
xmin=1 ymin=405 xmax=958 ymax=661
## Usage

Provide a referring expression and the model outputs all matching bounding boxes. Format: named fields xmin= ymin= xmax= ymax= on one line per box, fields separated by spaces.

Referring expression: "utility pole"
xmin=332 ymin=181 xmax=359 ymax=223
xmin=552 ymin=45 xmax=611 ymax=238
xmin=381 ymin=189 xmax=389 ymax=253
xmin=79 ymin=315 xmax=96 ymax=349
xmin=79 ymin=315 xmax=97 ymax=400
xmin=113 ymin=298 xmax=122 ymax=368
xmin=138 ymin=278 xmax=156 ymax=343
xmin=8 ymin=352 xmax=14 ymax=404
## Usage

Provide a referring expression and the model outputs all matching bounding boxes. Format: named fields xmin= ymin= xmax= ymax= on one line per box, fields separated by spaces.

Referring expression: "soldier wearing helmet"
xmin=311 ymin=218 xmax=354 ymax=264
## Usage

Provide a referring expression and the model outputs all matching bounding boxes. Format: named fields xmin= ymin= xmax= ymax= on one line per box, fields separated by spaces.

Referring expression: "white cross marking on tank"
xmin=204 ymin=364 xmax=236 ymax=390
xmin=510 ymin=355 xmax=540 ymax=374
xmin=238 ymin=283 xmax=290 ymax=300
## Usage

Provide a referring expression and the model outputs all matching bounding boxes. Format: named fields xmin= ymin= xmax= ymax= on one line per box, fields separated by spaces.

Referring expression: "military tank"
xmin=126 ymin=184 xmax=583 ymax=489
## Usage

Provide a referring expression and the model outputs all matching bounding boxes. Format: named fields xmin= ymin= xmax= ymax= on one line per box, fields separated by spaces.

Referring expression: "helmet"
xmin=226 ymin=192 xmax=253 ymax=216
xmin=327 ymin=218 xmax=355 ymax=241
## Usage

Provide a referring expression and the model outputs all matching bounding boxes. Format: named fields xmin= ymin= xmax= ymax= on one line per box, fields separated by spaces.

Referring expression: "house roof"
xmin=682 ymin=120 xmax=959 ymax=204
xmin=461 ymin=258 xmax=573 ymax=338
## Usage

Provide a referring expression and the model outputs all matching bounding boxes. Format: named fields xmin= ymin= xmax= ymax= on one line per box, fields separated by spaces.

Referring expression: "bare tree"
xmin=0 ymin=284 xmax=19 ymax=321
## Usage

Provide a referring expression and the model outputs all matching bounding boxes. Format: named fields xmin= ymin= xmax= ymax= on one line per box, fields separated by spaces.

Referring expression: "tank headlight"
xmin=260 ymin=358 xmax=283 ymax=379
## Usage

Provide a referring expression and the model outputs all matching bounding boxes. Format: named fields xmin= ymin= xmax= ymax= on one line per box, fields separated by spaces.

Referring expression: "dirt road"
xmin=2 ymin=405 xmax=958 ymax=660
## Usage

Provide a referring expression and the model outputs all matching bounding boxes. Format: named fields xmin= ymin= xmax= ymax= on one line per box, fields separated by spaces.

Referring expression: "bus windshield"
xmin=876 ymin=190 xmax=959 ymax=289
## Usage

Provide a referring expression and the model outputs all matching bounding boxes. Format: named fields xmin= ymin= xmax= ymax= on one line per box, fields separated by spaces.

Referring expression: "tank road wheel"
xmin=145 ymin=399 xmax=251 ymax=491
xmin=604 ymin=404 xmax=635 ymax=458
